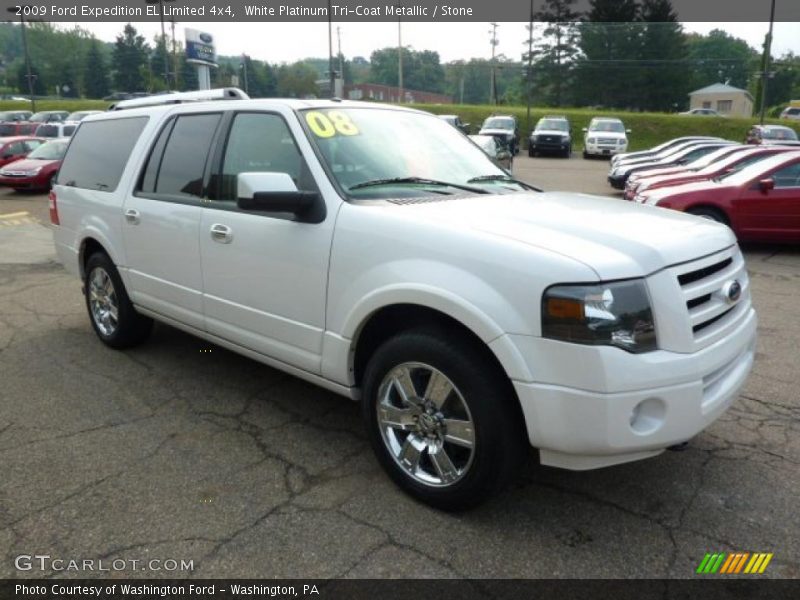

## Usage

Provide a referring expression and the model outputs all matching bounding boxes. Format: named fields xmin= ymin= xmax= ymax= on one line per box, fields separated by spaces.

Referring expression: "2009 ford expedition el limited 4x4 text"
xmin=51 ymin=89 xmax=756 ymax=510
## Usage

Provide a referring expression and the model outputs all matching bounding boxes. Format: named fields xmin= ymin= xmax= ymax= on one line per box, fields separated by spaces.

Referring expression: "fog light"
xmin=629 ymin=398 xmax=665 ymax=435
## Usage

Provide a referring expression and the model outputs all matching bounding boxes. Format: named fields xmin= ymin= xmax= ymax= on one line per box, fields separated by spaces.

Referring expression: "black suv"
xmin=529 ymin=116 xmax=572 ymax=158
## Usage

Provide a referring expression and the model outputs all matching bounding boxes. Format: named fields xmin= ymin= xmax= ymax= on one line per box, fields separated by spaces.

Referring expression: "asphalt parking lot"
xmin=1 ymin=156 xmax=798 ymax=579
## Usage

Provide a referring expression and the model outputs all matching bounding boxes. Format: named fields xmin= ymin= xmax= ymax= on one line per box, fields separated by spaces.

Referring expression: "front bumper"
xmin=607 ymin=173 xmax=628 ymax=189
xmin=507 ymin=306 xmax=757 ymax=470
xmin=0 ymin=175 xmax=44 ymax=189
xmin=531 ymin=137 xmax=570 ymax=152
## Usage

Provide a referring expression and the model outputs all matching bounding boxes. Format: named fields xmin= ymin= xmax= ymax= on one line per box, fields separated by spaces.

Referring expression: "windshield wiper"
xmin=467 ymin=174 xmax=542 ymax=192
xmin=349 ymin=176 xmax=490 ymax=194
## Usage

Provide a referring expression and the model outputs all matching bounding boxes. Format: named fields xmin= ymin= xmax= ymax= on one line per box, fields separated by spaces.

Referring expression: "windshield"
xmin=482 ymin=117 xmax=514 ymax=130
xmin=303 ymin=108 xmax=514 ymax=199
xmin=29 ymin=113 xmax=50 ymax=122
xmin=763 ymin=128 xmax=798 ymax=141
xmin=590 ymin=120 xmax=625 ymax=133
xmin=687 ymin=146 xmax=741 ymax=169
xmin=715 ymin=154 xmax=791 ymax=184
xmin=536 ymin=119 xmax=568 ymax=132
xmin=28 ymin=140 xmax=68 ymax=160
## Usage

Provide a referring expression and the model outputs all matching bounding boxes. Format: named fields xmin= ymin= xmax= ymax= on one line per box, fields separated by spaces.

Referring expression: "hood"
xmin=0 ymin=158 xmax=58 ymax=172
xmin=479 ymin=128 xmax=514 ymax=137
xmin=642 ymin=179 xmax=732 ymax=203
xmin=392 ymin=191 xmax=735 ymax=280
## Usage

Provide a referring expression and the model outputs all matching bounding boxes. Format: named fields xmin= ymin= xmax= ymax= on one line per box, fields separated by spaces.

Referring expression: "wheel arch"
xmin=684 ymin=203 xmax=731 ymax=226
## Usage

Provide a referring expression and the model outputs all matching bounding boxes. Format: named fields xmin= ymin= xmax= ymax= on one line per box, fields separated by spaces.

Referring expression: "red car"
xmin=0 ymin=138 xmax=70 ymax=191
xmin=638 ymin=150 xmax=800 ymax=243
xmin=627 ymin=146 xmax=792 ymax=200
xmin=0 ymin=136 xmax=43 ymax=168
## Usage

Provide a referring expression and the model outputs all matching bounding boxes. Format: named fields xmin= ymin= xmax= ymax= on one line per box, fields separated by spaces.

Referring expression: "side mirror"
xmin=626 ymin=129 xmax=632 ymax=134
xmin=758 ymin=178 xmax=775 ymax=192
xmin=582 ymin=127 xmax=588 ymax=133
xmin=236 ymin=172 xmax=325 ymax=223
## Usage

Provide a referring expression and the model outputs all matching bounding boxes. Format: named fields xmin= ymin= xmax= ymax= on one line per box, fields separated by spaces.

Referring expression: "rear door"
xmin=121 ymin=112 xmax=223 ymax=330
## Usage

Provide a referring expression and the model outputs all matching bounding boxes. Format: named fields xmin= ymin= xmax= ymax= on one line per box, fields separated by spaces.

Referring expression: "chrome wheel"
xmin=376 ymin=362 xmax=475 ymax=487
xmin=88 ymin=267 xmax=118 ymax=336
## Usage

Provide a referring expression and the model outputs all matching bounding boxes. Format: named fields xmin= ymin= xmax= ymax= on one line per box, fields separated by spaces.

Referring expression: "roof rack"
xmin=109 ymin=88 xmax=250 ymax=111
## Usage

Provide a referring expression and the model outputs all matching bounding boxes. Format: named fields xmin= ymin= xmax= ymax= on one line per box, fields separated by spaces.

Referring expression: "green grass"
xmin=0 ymin=99 xmax=110 ymax=112
xmin=413 ymin=103 xmax=800 ymax=152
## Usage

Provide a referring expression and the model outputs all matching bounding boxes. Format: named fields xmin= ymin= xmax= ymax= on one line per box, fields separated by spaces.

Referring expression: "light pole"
xmin=7 ymin=6 xmax=36 ymax=112
xmin=398 ymin=8 xmax=403 ymax=103
xmin=759 ymin=0 xmax=777 ymax=125
xmin=146 ymin=0 xmax=176 ymax=88
xmin=489 ymin=22 xmax=499 ymax=105
xmin=327 ymin=0 xmax=335 ymax=98
xmin=525 ymin=1 xmax=535 ymax=145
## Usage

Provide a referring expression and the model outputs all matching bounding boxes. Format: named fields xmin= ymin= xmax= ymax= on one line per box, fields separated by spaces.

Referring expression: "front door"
xmin=199 ymin=111 xmax=336 ymax=374
xmin=734 ymin=160 xmax=800 ymax=242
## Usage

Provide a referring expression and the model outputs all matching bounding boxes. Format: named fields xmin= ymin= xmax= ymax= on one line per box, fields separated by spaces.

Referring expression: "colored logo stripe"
xmin=697 ymin=552 xmax=773 ymax=574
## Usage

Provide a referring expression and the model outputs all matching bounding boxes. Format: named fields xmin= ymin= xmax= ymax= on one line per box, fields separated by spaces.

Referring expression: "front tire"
xmin=362 ymin=329 xmax=527 ymax=511
xmin=84 ymin=252 xmax=153 ymax=349
xmin=687 ymin=206 xmax=728 ymax=224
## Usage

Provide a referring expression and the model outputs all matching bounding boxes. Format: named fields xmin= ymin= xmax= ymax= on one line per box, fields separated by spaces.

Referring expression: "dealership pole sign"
xmin=185 ymin=28 xmax=217 ymax=67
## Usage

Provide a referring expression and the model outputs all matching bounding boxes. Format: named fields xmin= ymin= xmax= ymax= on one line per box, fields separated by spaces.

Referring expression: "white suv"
xmin=52 ymin=90 xmax=757 ymax=510
xmin=583 ymin=117 xmax=630 ymax=158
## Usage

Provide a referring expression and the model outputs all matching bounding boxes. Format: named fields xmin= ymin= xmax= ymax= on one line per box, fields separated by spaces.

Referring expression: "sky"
xmin=70 ymin=21 xmax=799 ymax=64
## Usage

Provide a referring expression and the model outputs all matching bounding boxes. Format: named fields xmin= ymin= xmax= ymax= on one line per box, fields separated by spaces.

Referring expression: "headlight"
xmin=634 ymin=194 xmax=647 ymax=203
xmin=587 ymin=137 xmax=596 ymax=144
xmin=618 ymin=139 xmax=626 ymax=145
xmin=27 ymin=167 xmax=42 ymax=175
xmin=542 ymin=280 xmax=657 ymax=353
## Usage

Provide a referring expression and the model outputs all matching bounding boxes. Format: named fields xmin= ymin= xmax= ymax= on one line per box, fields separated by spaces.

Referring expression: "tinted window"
xmin=56 ymin=117 xmax=148 ymax=192
xmin=154 ymin=113 xmax=221 ymax=198
xmin=63 ymin=125 xmax=76 ymax=136
xmin=772 ymin=163 xmax=800 ymax=188
xmin=24 ymin=140 xmax=42 ymax=152
xmin=6 ymin=142 xmax=25 ymax=155
xmin=36 ymin=124 xmax=59 ymax=137
xmin=217 ymin=113 xmax=309 ymax=201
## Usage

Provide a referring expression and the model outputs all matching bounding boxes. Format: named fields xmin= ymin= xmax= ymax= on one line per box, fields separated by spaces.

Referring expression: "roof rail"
xmin=109 ymin=88 xmax=250 ymax=111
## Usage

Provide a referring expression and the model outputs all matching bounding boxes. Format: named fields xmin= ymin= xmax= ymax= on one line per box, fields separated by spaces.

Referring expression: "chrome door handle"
xmin=210 ymin=223 xmax=233 ymax=244
xmin=124 ymin=209 xmax=140 ymax=224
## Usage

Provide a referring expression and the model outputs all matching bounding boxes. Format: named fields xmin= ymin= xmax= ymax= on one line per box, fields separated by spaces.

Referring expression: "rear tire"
xmin=362 ymin=329 xmax=527 ymax=511
xmin=528 ymin=147 xmax=534 ymax=157
xmin=84 ymin=252 xmax=153 ymax=349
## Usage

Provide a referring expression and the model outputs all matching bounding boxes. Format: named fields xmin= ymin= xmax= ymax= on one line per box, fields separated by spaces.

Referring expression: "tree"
xmin=369 ymin=47 xmax=446 ymax=93
xmin=685 ymin=29 xmax=758 ymax=91
xmin=638 ymin=0 xmax=688 ymax=111
xmin=148 ymin=34 xmax=171 ymax=91
xmin=574 ymin=0 xmax=640 ymax=108
xmin=276 ymin=61 xmax=319 ymax=97
xmin=83 ymin=39 xmax=110 ymax=98
xmin=112 ymin=24 xmax=149 ymax=92
xmin=528 ymin=0 xmax=582 ymax=107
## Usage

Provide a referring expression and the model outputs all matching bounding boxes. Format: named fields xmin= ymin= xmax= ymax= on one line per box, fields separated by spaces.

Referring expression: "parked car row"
xmin=612 ymin=136 xmax=800 ymax=242
xmin=0 ymin=110 xmax=100 ymax=138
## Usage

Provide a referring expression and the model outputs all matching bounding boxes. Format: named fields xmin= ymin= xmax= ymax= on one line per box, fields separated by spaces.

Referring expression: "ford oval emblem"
xmin=722 ymin=280 xmax=742 ymax=304
xmin=199 ymin=33 xmax=213 ymax=44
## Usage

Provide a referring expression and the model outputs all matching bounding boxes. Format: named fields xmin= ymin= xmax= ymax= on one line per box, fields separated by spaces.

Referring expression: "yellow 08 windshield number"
xmin=305 ymin=111 xmax=359 ymax=138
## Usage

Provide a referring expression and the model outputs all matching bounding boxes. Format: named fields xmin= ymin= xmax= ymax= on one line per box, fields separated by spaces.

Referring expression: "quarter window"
xmin=56 ymin=117 xmax=148 ymax=192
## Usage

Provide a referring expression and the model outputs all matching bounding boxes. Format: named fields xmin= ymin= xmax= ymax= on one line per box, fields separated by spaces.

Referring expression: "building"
xmin=688 ymin=83 xmax=754 ymax=118
xmin=344 ymin=83 xmax=452 ymax=104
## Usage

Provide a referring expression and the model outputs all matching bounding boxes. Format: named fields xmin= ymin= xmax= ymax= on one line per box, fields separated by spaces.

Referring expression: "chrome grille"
xmin=672 ymin=247 xmax=750 ymax=348
xmin=598 ymin=138 xmax=618 ymax=145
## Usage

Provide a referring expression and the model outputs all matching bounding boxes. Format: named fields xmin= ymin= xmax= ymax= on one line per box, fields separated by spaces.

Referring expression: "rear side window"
xmin=37 ymin=124 xmax=59 ymax=137
xmin=57 ymin=117 xmax=148 ymax=192
xmin=139 ymin=113 xmax=221 ymax=199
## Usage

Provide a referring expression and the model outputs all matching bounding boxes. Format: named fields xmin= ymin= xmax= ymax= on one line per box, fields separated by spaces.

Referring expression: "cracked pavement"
xmin=1 ymin=160 xmax=798 ymax=579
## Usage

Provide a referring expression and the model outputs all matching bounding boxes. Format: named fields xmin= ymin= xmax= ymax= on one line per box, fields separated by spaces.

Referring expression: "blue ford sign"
xmin=185 ymin=28 xmax=217 ymax=67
